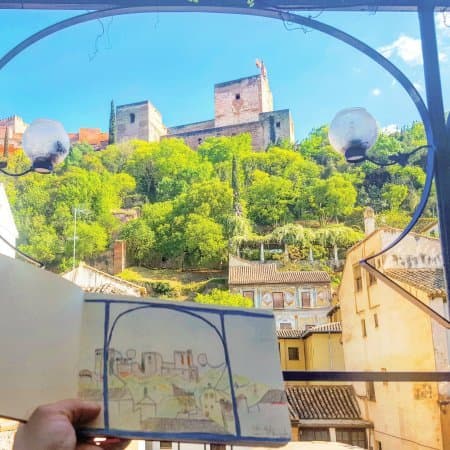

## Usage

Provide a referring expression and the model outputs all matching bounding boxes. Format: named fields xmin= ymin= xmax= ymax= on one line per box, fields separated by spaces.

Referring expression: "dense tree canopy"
xmin=1 ymin=121 xmax=431 ymax=271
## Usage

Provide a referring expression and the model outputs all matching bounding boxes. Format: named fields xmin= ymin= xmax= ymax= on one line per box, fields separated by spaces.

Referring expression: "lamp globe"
xmin=329 ymin=107 xmax=378 ymax=163
xmin=22 ymin=118 xmax=70 ymax=173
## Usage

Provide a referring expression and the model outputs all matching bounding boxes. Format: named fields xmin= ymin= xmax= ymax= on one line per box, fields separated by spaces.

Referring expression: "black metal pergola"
xmin=0 ymin=0 xmax=449 ymax=382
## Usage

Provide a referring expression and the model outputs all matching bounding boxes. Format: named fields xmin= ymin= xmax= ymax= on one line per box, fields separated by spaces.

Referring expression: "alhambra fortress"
xmin=0 ymin=63 xmax=294 ymax=153
xmin=116 ymin=63 xmax=294 ymax=150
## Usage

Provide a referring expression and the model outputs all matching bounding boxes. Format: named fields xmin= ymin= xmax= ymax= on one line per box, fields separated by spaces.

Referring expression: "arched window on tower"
xmin=130 ymin=113 xmax=135 ymax=124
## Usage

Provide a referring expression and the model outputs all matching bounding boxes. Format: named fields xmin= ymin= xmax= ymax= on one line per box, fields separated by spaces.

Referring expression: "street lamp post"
xmin=72 ymin=207 xmax=88 ymax=271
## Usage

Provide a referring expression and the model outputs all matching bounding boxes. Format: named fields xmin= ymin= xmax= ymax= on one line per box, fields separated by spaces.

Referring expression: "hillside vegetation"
xmin=1 ymin=122 xmax=432 ymax=273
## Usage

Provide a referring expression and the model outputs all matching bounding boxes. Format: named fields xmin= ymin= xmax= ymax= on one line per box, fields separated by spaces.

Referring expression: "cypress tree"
xmin=109 ymin=100 xmax=117 ymax=145
xmin=232 ymin=155 xmax=242 ymax=216
xmin=3 ymin=126 xmax=9 ymax=158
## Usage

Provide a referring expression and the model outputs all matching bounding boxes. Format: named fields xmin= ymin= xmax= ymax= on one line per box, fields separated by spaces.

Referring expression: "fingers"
xmin=102 ymin=439 xmax=131 ymax=450
xmin=50 ymin=399 xmax=101 ymax=426
xmin=79 ymin=437 xmax=130 ymax=450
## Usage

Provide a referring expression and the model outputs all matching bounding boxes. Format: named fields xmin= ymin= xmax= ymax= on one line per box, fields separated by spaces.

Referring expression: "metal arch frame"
xmin=1 ymin=4 xmax=450 ymax=380
xmin=3 ymin=0 xmax=450 ymax=13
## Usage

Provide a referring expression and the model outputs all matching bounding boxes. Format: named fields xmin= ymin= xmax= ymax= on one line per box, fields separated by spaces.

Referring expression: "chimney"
xmin=364 ymin=207 xmax=376 ymax=235
xmin=113 ymin=240 xmax=126 ymax=274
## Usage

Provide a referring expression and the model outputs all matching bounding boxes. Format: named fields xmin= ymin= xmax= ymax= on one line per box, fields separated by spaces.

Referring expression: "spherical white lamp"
xmin=329 ymin=107 xmax=379 ymax=163
xmin=22 ymin=119 xmax=70 ymax=173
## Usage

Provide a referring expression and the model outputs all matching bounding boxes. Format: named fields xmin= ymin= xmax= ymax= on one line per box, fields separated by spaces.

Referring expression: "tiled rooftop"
xmin=286 ymin=385 xmax=361 ymax=421
xmin=229 ymin=263 xmax=330 ymax=285
xmin=384 ymin=268 xmax=446 ymax=297
xmin=301 ymin=322 xmax=342 ymax=338
xmin=277 ymin=329 xmax=303 ymax=338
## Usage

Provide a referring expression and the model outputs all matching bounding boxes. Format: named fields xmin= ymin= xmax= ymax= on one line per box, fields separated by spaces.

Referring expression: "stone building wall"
xmin=259 ymin=109 xmax=294 ymax=148
xmin=167 ymin=120 xmax=265 ymax=151
xmin=168 ymin=119 xmax=215 ymax=135
xmin=0 ymin=115 xmax=28 ymax=154
xmin=167 ymin=109 xmax=294 ymax=151
xmin=117 ymin=101 xmax=166 ymax=143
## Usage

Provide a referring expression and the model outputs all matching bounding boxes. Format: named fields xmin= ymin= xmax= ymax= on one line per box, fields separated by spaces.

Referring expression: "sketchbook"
xmin=0 ymin=255 xmax=290 ymax=446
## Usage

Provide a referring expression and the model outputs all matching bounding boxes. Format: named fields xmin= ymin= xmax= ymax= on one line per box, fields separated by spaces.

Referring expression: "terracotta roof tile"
xmin=229 ymin=263 xmax=330 ymax=285
xmin=277 ymin=329 xmax=303 ymax=338
xmin=301 ymin=322 xmax=342 ymax=338
xmin=384 ymin=268 xmax=446 ymax=297
xmin=286 ymin=385 xmax=361 ymax=420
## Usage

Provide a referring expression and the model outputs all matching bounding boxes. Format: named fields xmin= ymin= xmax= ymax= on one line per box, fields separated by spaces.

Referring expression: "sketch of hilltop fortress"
xmin=77 ymin=299 xmax=290 ymax=441
xmin=78 ymin=346 xmax=287 ymax=437
xmin=94 ymin=348 xmax=199 ymax=382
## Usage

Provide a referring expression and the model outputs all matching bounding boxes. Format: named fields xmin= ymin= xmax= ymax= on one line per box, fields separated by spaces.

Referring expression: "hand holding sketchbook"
xmin=0 ymin=255 xmax=290 ymax=446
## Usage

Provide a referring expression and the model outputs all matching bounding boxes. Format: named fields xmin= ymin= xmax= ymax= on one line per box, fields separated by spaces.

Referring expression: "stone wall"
xmin=167 ymin=120 xmax=265 ymax=150
xmin=167 ymin=119 xmax=215 ymax=134
xmin=168 ymin=109 xmax=294 ymax=151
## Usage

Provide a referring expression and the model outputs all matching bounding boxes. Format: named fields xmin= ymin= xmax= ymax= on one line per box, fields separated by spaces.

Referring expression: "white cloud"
xmin=378 ymin=35 xmax=423 ymax=65
xmin=381 ymin=22 xmax=449 ymax=65
xmin=382 ymin=124 xmax=400 ymax=135
xmin=371 ymin=88 xmax=381 ymax=96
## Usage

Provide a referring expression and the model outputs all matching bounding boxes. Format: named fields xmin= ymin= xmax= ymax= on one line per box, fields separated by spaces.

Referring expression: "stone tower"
xmin=214 ymin=72 xmax=274 ymax=128
xmin=116 ymin=100 xmax=166 ymax=143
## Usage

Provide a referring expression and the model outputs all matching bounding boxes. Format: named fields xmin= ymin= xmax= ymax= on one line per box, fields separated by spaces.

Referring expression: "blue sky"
xmin=1 ymin=8 xmax=450 ymax=140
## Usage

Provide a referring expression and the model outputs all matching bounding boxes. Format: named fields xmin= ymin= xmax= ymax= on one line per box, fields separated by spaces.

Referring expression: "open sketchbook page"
xmin=0 ymin=255 xmax=83 ymax=421
xmin=79 ymin=295 xmax=291 ymax=445
xmin=0 ymin=255 xmax=290 ymax=446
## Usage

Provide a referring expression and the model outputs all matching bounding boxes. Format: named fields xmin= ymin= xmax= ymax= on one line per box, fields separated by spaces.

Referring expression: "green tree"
xmin=381 ymin=183 xmax=408 ymax=210
xmin=378 ymin=210 xmax=412 ymax=228
xmin=120 ymin=219 xmax=155 ymax=266
xmin=195 ymin=288 xmax=252 ymax=308
xmin=232 ymin=155 xmax=242 ymax=216
xmin=3 ymin=126 xmax=9 ymax=159
xmin=246 ymin=170 xmax=295 ymax=226
xmin=109 ymin=100 xmax=117 ymax=145
xmin=125 ymin=139 xmax=213 ymax=201
xmin=61 ymin=142 xmax=94 ymax=169
xmin=100 ymin=141 xmax=135 ymax=173
xmin=198 ymin=134 xmax=252 ymax=165
xmin=69 ymin=221 xmax=108 ymax=261
xmin=173 ymin=179 xmax=233 ymax=226
xmin=183 ymin=214 xmax=227 ymax=266
xmin=305 ymin=174 xmax=357 ymax=225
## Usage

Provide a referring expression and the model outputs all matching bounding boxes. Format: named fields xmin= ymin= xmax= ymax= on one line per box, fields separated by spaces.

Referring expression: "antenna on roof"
xmin=255 ymin=59 xmax=267 ymax=78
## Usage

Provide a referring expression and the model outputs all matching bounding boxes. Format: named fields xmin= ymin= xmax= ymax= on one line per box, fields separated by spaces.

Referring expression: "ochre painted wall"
xmin=304 ymin=333 xmax=345 ymax=371
xmin=339 ymin=229 xmax=449 ymax=450
xmin=278 ymin=338 xmax=306 ymax=371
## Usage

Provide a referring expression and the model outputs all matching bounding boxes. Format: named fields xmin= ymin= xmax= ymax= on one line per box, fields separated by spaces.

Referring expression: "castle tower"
xmin=116 ymin=101 xmax=166 ymax=143
xmin=214 ymin=68 xmax=274 ymax=128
